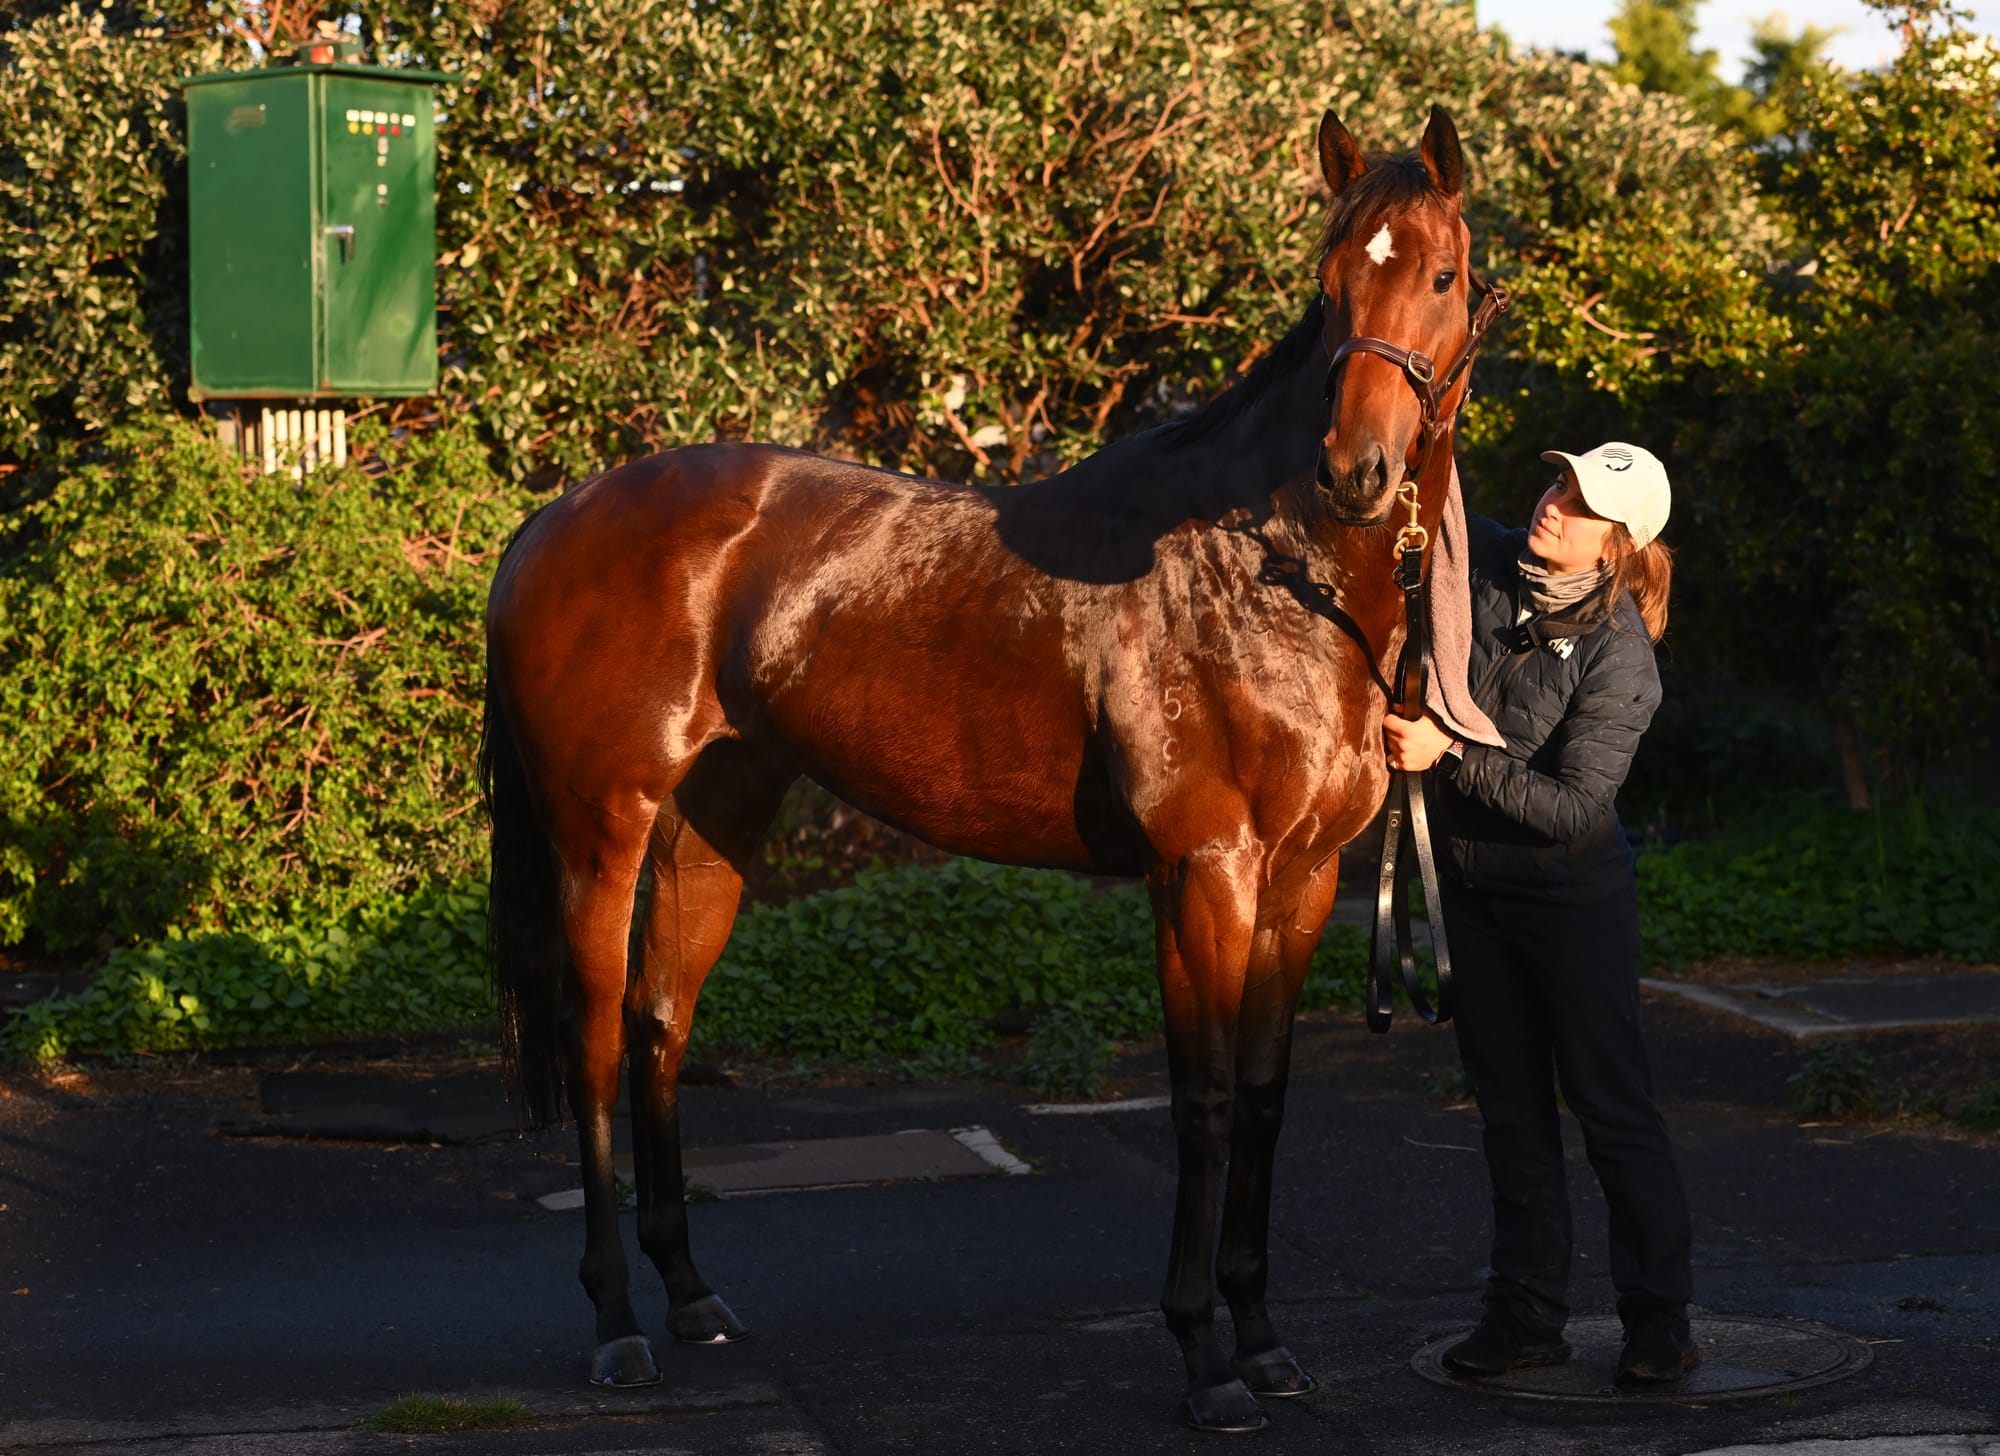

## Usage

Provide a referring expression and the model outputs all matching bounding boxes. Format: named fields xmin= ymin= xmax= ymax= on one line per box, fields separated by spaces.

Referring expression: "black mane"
xmin=1151 ymin=294 xmax=1326 ymax=452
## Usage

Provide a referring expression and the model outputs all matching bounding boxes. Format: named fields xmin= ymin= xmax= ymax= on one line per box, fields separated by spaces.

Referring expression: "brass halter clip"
xmin=1391 ymin=479 xmax=1428 ymax=563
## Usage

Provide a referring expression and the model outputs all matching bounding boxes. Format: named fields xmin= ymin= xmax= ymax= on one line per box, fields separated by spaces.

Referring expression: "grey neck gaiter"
xmin=1517 ymin=552 xmax=1612 ymax=618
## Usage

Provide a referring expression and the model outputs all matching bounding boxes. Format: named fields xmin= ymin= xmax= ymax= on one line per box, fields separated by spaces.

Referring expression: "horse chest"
xmin=1094 ymin=613 xmax=1384 ymax=855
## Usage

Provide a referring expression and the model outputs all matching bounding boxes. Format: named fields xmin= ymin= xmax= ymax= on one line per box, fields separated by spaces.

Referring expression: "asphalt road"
xmin=2 ymin=994 xmax=1997 ymax=1455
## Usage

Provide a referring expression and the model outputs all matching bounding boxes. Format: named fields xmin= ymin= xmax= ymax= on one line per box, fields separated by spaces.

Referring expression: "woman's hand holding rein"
xmin=1383 ymin=711 xmax=1459 ymax=772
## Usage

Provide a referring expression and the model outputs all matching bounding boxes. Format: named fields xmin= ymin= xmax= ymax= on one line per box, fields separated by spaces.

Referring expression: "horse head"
xmin=1311 ymin=105 xmax=1475 ymax=526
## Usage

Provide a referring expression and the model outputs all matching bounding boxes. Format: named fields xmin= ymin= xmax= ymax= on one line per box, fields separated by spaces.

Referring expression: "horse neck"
xmin=1332 ymin=423 xmax=1459 ymax=692
xmin=1044 ymin=333 xmax=1455 ymax=690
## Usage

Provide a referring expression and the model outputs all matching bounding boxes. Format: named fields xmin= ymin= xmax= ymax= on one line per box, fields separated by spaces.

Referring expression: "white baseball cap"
xmin=1540 ymin=442 xmax=1671 ymax=549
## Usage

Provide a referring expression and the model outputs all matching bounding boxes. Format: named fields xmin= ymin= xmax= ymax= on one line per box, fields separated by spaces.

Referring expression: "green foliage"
xmin=1951 ymin=1082 xmax=2000 ymax=1133
xmin=5 ymin=0 xmax=1775 ymax=488
xmin=365 ymin=1395 xmax=536 ymax=1434
xmin=1638 ymin=802 xmax=2000 ymax=965
xmin=4 ymin=0 xmax=1995 ymax=1054
xmin=1604 ymin=0 xmax=1840 ymax=139
xmin=690 ymin=857 xmax=1369 ymax=1059
xmin=687 ymin=860 xmax=1158 ymax=1060
xmin=1607 ymin=0 xmax=1751 ymax=131
xmin=1019 ymin=1007 xmax=1119 ymax=1101
xmin=378 ymin=0 xmax=1774 ymax=484
xmin=3 ymin=856 xmax=1371 ymax=1062
xmin=0 ymin=416 xmax=536 ymax=950
xmin=1787 ymin=1040 xmax=1883 ymax=1120
xmin=0 ymin=3 xmax=239 ymax=463
xmin=1661 ymin=0 xmax=2000 ymax=778
xmin=1742 ymin=16 xmax=1843 ymax=130
xmin=0 ymin=882 xmax=489 ymax=1060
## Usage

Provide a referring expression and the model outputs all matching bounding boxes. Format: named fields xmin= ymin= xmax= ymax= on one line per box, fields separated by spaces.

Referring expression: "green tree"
xmin=1743 ymin=13 xmax=1842 ymax=125
xmin=1606 ymin=0 xmax=1835 ymax=140
xmin=1682 ymin=0 xmax=2000 ymax=803
xmin=1608 ymin=0 xmax=1756 ymax=131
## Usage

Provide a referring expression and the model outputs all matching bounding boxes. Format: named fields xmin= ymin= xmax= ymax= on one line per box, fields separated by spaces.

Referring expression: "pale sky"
xmin=1475 ymin=0 xmax=2000 ymax=76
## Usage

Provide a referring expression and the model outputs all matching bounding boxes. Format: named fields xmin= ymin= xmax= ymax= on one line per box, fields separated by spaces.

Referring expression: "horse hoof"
xmin=589 ymin=1334 xmax=661 ymax=1387
xmin=669 ymin=1293 xmax=750 ymax=1345
xmin=1233 ymin=1346 xmax=1316 ymax=1398
xmin=1182 ymin=1378 xmax=1268 ymax=1433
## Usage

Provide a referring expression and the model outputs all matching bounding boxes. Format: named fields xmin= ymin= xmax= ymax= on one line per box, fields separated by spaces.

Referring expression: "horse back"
xmin=488 ymin=444 xmax=1110 ymax=867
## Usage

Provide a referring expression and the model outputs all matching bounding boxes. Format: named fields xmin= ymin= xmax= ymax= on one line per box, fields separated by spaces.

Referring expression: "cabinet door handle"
xmin=325 ymin=224 xmax=355 ymax=262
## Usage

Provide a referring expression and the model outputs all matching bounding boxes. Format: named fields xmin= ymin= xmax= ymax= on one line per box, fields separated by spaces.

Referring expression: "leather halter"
xmin=1313 ymin=270 xmax=1513 ymax=499
xmin=1311 ymin=269 xmax=1513 ymax=1034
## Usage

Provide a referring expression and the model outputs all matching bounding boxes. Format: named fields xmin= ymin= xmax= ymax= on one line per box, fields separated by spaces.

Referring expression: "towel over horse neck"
xmin=483 ymin=105 xmax=1485 ymax=1433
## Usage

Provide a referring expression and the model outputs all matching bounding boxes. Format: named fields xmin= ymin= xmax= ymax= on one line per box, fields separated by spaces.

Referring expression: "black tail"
xmin=480 ymin=521 xmax=569 ymax=1129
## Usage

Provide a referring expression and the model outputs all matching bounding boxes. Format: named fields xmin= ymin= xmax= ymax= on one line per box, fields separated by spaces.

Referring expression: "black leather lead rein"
xmin=1311 ymin=270 xmax=1513 ymax=1033
xmin=1369 ymin=525 xmax=1454 ymax=1033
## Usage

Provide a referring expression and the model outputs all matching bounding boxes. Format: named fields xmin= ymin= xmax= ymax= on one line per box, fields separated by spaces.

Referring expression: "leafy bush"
xmin=1952 ymin=1082 xmax=2000 ymax=1134
xmin=1638 ymin=801 xmax=2000 ymax=966
xmin=0 ymin=882 xmax=489 ymax=1060
xmin=0 ymin=415 xmax=535 ymax=951
xmin=689 ymin=858 xmax=1369 ymax=1060
xmin=0 ymin=5 xmax=239 ymax=463
xmin=1788 ymin=1040 xmax=1883 ymax=1120
xmin=3 ymin=857 xmax=1372 ymax=1061
xmin=1018 ymin=1007 xmax=1120 ymax=1101
xmin=6 ymin=0 xmax=1767 ymax=484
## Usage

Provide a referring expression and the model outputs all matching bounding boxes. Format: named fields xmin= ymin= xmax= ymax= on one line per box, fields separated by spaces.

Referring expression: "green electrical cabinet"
xmin=183 ymin=42 xmax=449 ymax=402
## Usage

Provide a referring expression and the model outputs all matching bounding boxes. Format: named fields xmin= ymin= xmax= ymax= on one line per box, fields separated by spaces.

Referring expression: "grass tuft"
xmin=1952 ymin=1080 xmax=2000 ymax=1133
xmin=1788 ymin=1041 xmax=1883 ymax=1120
xmin=365 ymin=1394 xmax=537 ymax=1434
xmin=1018 ymin=1007 xmax=1117 ymax=1100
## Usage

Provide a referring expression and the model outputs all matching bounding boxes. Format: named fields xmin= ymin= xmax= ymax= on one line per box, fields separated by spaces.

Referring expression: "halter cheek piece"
xmin=1313 ymin=270 xmax=1514 ymax=1034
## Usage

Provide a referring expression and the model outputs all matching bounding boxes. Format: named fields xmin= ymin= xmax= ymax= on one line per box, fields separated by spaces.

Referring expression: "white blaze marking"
xmin=1365 ymin=224 xmax=1396 ymax=266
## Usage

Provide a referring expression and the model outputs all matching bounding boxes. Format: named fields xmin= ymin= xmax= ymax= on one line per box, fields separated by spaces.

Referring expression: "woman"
xmin=1382 ymin=442 xmax=1695 ymax=1388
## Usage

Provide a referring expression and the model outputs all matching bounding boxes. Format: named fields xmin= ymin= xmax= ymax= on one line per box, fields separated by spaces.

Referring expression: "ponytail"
xmin=1608 ymin=525 xmax=1673 ymax=642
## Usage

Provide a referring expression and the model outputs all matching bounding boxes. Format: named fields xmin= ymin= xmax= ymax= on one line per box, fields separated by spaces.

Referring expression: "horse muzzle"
xmin=1314 ymin=440 xmax=1398 ymax=526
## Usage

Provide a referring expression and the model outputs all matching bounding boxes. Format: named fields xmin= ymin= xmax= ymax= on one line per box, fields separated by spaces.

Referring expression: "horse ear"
xmin=1420 ymin=103 xmax=1464 ymax=198
xmin=1318 ymin=110 xmax=1368 ymax=197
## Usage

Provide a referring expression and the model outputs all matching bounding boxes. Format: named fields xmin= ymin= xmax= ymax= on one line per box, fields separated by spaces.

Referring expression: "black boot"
xmin=1616 ymin=1318 xmax=1700 ymax=1387
xmin=1441 ymin=1307 xmax=1572 ymax=1377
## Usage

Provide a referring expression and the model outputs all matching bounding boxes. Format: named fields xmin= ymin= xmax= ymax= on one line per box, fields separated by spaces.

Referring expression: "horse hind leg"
xmin=549 ymin=804 xmax=661 ymax=1388
xmin=627 ymin=742 xmax=792 ymax=1348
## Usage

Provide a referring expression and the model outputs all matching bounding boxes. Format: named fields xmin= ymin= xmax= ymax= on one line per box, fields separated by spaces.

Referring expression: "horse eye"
xmin=1432 ymin=269 xmax=1457 ymax=295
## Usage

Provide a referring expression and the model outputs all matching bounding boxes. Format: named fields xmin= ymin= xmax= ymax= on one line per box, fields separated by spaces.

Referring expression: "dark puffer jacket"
xmin=1434 ymin=513 xmax=1662 ymax=903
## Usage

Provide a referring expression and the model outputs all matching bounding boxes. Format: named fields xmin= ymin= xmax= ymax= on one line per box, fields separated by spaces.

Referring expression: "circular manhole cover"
xmin=1411 ymin=1314 xmax=1872 ymax=1404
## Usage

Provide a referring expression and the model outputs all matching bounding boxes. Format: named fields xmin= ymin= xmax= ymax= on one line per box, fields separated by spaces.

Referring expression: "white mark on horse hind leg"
xmin=1366 ymin=225 xmax=1396 ymax=266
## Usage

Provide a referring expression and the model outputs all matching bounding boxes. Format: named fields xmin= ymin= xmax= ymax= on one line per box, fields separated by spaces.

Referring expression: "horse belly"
xmin=726 ymin=483 xmax=1101 ymax=869
xmin=756 ymin=620 xmax=1099 ymax=869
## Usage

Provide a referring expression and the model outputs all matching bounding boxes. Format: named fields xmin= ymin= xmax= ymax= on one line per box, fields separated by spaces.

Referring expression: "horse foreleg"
xmin=559 ymin=822 xmax=657 ymax=1388
xmin=1152 ymin=849 xmax=1264 ymax=1433
xmin=1216 ymin=852 xmax=1340 ymax=1399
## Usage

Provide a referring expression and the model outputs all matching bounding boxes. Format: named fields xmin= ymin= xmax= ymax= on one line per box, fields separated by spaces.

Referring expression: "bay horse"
xmin=483 ymin=105 xmax=1488 ymax=1432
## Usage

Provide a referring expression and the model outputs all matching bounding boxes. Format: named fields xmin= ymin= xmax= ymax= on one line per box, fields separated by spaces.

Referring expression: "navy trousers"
xmin=1442 ymin=878 xmax=1693 ymax=1332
